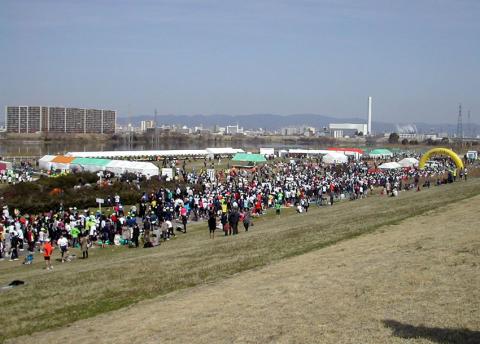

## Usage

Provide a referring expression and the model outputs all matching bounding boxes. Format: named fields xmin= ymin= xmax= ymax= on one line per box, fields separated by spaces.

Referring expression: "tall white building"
xmin=140 ymin=120 xmax=154 ymax=132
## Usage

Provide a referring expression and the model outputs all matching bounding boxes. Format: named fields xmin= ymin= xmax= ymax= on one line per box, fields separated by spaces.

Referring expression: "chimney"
xmin=367 ymin=96 xmax=372 ymax=135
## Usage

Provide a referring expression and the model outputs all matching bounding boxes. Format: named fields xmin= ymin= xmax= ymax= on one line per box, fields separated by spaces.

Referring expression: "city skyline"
xmin=1 ymin=0 xmax=479 ymax=123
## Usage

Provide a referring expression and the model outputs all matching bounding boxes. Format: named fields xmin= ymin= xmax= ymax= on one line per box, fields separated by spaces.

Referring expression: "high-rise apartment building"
xmin=5 ymin=106 xmax=116 ymax=134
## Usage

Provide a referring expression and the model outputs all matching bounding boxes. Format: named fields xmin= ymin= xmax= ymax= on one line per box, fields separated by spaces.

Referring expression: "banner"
xmin=161 ymin=168 xmax=174 ymax=181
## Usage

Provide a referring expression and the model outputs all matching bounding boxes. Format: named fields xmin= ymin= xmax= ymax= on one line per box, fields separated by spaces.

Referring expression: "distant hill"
xmin=117 ymin=114 xmax=479 ymax=136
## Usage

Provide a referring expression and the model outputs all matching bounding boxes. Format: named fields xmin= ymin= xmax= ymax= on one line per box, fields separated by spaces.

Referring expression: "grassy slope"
xmin=1 ymin=179 xmax=480 ymax=342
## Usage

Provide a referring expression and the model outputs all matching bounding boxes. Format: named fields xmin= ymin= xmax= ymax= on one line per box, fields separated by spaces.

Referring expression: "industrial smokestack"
xmin=367 ymin=96 xmax=372 ymax=135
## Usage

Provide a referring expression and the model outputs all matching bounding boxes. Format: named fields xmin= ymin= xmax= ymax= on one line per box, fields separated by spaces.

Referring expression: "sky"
xmin=1 ymin=0 xmax=479 ymax=124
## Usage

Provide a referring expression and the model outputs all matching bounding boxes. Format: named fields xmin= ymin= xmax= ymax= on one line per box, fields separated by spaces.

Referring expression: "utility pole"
xmin=154 ymin=108 xmax=159 ymax=146
xmin=128 ymin=104 xmax=132 ymax=147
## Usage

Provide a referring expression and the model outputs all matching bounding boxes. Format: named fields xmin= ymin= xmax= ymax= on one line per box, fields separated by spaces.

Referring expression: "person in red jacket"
xmin=43 ymin=239 xmax=54 ymax=271
xmin=26 ymin=227 xmax=35 ymax=252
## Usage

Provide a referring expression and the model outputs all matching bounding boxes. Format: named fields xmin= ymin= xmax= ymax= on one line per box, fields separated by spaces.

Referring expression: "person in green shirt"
xmin=277 ymin=192 xmax=284 ymax=206
xmin=71 ymin=227 xmax=80 ymax=248
xmin=275 ymin=201 xmax=281 ymax=215
xmin=221 ymin=200 xmax=228 ymax=214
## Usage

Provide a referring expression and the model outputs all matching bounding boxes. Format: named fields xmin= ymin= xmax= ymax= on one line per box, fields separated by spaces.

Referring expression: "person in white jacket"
xmin=57 ymin=235 xmax=68 ymax=263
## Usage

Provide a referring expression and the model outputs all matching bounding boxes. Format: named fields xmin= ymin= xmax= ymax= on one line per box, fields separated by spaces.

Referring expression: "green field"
xmin=1 ymin=179 xmax=480 ymax=342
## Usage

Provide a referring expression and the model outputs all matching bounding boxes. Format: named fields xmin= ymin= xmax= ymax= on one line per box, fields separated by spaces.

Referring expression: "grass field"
xmin=1 ymin=179 xmax=480 ymax=342
xmin=14 ymin=190 xmax=480 ymax=344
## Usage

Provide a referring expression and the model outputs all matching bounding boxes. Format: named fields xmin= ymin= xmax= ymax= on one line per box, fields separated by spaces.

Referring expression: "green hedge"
xmin=0 ymin=172 xmax=189 ymax=213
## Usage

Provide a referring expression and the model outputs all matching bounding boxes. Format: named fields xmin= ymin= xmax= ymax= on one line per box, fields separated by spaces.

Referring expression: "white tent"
xmin=322 ymin=152 xmax=348 ymax=164
xmin=289 ymin=149 xmax=331 ymax=156
xmin=260 ymin=148 xmax=275 ymax=156
xmin=327 ymin=149 xmax=362 ymax=160
xmin=40 ymin=156 xmax=73 ymax=171
xmin=105 ymin=160 xmax=159 ymax=177
xmin=66 ymin=150 xmax=209 ymax=159
xmin=67 ymin=148 xmax=245 ymax=159
xmin=379 ymin=162 xmax=403 ymax=169
xmin=206 ymin=147 xmax=244 ymax=158
xmin=70 ymin=163 xmax=107 ymax=173
xmin=38 ymin=155 xmax=56 ymax=170
xmin=398 ymin=157 xmax=419 ymax=168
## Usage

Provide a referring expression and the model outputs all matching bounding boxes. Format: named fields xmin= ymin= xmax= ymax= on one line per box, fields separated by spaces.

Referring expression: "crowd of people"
xmin=0 ymin=160 xmax=36 ymax=184
xmin=0 ymin=153 xmax=474 ymax=269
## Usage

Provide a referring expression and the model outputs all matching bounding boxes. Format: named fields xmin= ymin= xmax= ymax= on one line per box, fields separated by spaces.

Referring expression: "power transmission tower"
xmin=456 ymin=104 xmax=463 ymax=139
xmin=472 ymin=111 xmax=477 ymax=138
xmin=467 ymin=110 xmax=471 ymax=138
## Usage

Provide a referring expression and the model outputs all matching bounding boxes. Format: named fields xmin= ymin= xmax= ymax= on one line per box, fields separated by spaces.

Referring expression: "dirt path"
xmin=12 ymin=196 xmax=480 ymax=344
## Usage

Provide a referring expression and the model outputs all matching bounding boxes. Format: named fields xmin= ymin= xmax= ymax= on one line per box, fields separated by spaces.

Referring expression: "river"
xmin=0 ymin=139 xmax=323 ymax=158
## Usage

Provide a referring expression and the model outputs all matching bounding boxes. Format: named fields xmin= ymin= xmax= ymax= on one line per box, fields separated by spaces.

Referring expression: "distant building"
xmin=115 ymin=123 xmax=137 ymax=133
xmin=302 ymin=126 xmax=316 ymax=137
xmin=194 ymin=126 xmax=211 ymax=134
xmin=140 ymin=120 xmax=155 ymax=132
xmin=214 ymin=125 xmax=226 ymax=134
xmin=281 ymin=126 xmax=316 ymax=136
xmin=226 ymin=124 xmax=243 ymax=135
xmin=282 ymin=127 xmax=300 ymax=136
xmin=177 ymin=126 xmax=192 ymax=134
xmin=332 ymin=130 xmax=344 ymax=138
xmin=5 ymin=106 xmax=116 ymax=134
xmin=328 ymin=123 xmax=367 ymax=138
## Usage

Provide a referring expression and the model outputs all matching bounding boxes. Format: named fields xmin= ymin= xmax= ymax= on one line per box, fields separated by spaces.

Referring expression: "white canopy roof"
xmin=206 ymin=148 xmax=244 ymax=155
xmin=327 ymin=149 xmax=362 ymax=159
xmin=289 ymin=149 xmax=331 ymax=155
xmin=38 ymin=155 xmax=56 ymax=170
xmin=322 ymin=152 xmax=349 ymax=164
xmin=379 ymin=162 xmax=403 ymax=169
xmin=66 ymin=148 xmax=244 ymax=159
xmin=398 ymin=157 xmax=419 ymax=168
xmin=259 ymin=148 xmax=275 ymax=155
xmin=67 ymin=150 xmax=209 ymax=158
xmin=105 ymin=160 xmax=159 ymax=177
xmin=39 ymin=155 xmax=56 ymax=162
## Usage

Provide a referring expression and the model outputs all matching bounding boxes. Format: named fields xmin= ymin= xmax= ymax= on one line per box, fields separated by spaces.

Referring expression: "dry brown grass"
xmin=1 ymin=179 xmax=480 ymax=343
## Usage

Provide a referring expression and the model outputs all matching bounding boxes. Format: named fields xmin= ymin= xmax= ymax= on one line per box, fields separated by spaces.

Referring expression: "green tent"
xmin=231 ymin=153 xmax=267 ymax=163
xmin=369 ymin=149 xmax=394 ymax=157
xmin=71 ymin=158 xmax=112 ymax=166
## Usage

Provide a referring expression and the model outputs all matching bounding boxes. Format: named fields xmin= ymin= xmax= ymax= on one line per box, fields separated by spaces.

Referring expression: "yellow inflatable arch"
xmin=418 ymin=148 xmax=464 ymax=170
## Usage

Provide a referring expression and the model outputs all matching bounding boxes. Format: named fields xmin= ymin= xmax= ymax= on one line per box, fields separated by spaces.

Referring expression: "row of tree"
xmin=388 ymin=133 xmax=450 ymax=145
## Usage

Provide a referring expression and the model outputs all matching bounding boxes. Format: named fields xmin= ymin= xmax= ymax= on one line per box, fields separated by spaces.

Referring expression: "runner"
xmin=43 ymin=238 xmax=54 ymax=270
xmin=57 ymin=235 xmax=68 ymax=263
